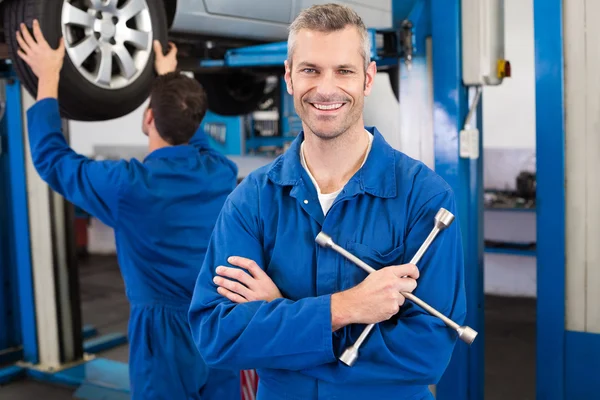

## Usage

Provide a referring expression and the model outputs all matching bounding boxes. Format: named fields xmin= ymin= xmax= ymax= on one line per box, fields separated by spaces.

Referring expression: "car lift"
xmin=0 ymin=61 xmax=131 ymax=398
xmin=2 ymin=0 xmax=565 ymax=398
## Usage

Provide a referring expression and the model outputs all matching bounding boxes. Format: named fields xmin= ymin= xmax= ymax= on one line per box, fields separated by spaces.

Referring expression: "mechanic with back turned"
xmin=188 ymin=4 xmax=467 ymax=399
xmin=15 ymin=20 xmax=241 ymax=399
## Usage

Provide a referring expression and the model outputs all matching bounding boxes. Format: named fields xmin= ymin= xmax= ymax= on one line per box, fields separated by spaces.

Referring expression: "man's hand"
xmin=331 ymin=264 xmax=419 ymax=331
xmin=213 ymin=256 xmax=283 ymax=303
xmin=16 ymin=19 xmax=65 ymax=100
xmin=154 ymin=40 xmax=178 ymax=75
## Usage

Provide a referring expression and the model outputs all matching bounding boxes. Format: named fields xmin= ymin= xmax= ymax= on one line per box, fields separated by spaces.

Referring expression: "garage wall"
xmin=482 ymin=0 xmax=536 ymax=191
xmin=563 ymin=0 xmax=600 ymax=334
xmin=482 ymin=0 xmax=536 ymax=150
xmin=69 ymin=99 xmax=149 ymax=156
xmin=481 ymin=0 xmax=537 ymax=298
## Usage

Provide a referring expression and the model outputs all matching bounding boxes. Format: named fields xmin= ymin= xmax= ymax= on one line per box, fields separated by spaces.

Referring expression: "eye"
xmin=301 ymin=68 xmax=316 ymax=73
xmin=339 ymin=69 xmax=353 ymax=74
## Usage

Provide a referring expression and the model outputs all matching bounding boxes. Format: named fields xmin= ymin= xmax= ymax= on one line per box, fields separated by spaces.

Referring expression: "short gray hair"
xmin=287 ymin=3 xmax=371 ymax=71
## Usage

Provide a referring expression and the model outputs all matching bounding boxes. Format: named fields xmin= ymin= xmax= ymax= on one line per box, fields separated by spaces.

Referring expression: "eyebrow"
xmin=296 ymin=62 xmax=357 ymax=69
xmin=297 ymin=62 xmax=318 ymax=69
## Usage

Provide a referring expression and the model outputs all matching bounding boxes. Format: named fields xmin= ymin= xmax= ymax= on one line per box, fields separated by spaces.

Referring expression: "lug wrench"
xmin=316 ymin=208 xmax=477 ymax=367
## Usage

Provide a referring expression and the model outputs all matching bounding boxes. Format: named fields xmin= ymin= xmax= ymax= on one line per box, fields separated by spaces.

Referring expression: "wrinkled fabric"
xmin=189 ymin=127 xmax=467 ymax=400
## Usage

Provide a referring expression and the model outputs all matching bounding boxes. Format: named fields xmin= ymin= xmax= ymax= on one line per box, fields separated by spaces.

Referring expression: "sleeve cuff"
xmin=28 ymin=97 xmax=60 ymax=115
xmin=320 ymin=294 xmax=337 ymax=362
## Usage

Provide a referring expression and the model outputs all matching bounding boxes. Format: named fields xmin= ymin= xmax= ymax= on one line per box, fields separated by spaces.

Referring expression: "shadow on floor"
xmin=485 ymin=295 xmax=536 ymax=400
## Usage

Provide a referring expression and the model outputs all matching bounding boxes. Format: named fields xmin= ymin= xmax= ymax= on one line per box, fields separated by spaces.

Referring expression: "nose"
xmin=315 ymin=71 xmax=338 ymax=96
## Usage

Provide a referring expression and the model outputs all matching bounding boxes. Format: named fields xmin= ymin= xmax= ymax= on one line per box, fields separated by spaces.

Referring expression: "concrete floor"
xmin=0 ymin=255 xmax=536 ymax=399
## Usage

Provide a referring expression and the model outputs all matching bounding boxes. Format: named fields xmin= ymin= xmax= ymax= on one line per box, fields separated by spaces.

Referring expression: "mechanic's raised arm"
xmin=26 ymin=99 xmax=127 ymax=228
xmin=188 ymin=178 xmax=338 ymax=372
xmin=18 ymin=20 xmax=127 ymax=228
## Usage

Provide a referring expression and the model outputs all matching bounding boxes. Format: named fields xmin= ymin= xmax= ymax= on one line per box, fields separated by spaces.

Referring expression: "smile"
xmin=310 ymin=103 xmax=344 ymax=111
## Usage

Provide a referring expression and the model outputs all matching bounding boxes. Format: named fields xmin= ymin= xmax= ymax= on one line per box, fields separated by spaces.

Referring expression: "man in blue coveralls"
xmin=16 ymin=20 xmax=240 ymax=399
xmin=189 ymin=3 xmax=467 ymax=400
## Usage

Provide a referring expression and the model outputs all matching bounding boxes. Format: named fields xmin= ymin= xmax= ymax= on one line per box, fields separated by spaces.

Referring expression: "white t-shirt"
xmin=300 ymin=130 xmax=374 ymax=215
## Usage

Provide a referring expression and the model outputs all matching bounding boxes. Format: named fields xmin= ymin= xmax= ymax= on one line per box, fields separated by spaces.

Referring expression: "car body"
xmin=169 ymin=0 xmax=391 ymax=41
xmin=0 ymin=0 xmax=391 ymax=121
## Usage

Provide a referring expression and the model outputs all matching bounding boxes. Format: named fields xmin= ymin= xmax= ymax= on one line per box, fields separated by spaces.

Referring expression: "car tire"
xmin=195 ymin=72 xmax=267 ymax=116
xmin=3 ymin=0 xmax=168 ymax=121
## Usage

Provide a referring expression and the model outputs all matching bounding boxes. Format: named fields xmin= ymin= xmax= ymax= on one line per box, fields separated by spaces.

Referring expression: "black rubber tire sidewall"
xmin=195 ymin=72 xmax=267 ymax=116
xmin=3 ymin=0 xmax=168 ymax=121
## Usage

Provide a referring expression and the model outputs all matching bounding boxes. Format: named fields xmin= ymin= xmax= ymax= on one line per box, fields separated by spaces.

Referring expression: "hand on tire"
xmin=154 ymin=41 xmax=178 ymax=76
xmin=16 ymin=19 xmax=65 ymax=80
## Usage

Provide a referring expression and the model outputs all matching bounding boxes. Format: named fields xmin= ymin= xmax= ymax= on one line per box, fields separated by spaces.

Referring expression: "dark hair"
xmin=148 ymin=72 xmax=208 ymax=145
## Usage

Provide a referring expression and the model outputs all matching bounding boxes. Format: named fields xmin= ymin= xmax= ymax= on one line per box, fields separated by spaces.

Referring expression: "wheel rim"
xmin=61 ymin=0 xmax=153 ymax=90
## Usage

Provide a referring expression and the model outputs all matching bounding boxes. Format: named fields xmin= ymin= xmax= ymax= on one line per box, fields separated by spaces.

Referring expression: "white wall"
xmin=69 ymin=99 xmax=149 ymax=155
xmin=564 ymin=0 xmax=600 ymax=334
xmin=482 ymin=0 xmax=536 ymax=150
xmin=479 ymin=0 xmax=537 ymax=298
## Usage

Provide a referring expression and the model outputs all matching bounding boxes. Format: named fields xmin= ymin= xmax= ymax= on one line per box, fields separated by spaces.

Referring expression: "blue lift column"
xmin=393 ymin=0 xmax=485 ymax=398
xmin=432 ymin=0 xmax=484 ymax=398
xmin=0 ymin=69 xmax=39 ymax=383
xmin=533 ymin=0 xmax=565 ymax=398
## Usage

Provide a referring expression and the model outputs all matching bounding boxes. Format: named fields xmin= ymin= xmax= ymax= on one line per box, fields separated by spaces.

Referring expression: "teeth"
xmin=313 ymin=103 xmax=343 ymax=110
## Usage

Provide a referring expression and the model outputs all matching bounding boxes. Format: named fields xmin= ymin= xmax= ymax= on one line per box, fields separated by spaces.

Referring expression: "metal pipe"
xmin=315 ymin=208 xmax=477 ymax=367
xmin=463 ymin=85 xmax=483 ymax=130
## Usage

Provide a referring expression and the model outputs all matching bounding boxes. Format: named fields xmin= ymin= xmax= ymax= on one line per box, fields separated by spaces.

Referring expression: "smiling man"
xmin=189 ymin=4 xmax=467 ymax=399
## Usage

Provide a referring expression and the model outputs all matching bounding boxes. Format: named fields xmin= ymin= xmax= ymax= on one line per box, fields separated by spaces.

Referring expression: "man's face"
xmin=284 ymin=26 xmax=376 ymax=141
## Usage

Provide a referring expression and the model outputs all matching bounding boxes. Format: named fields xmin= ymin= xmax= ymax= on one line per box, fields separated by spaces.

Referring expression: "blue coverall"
xmin=189 ymin=127 xmax=467 ymax=400
xmin=27 ymin=98 xmax=241 ymax=400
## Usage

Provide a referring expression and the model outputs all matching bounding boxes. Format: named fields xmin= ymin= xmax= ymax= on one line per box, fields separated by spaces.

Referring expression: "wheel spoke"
xmin=106 ymin=0 xmax=120 ymax=13
xmin=62 ymin=3 xmax=94 ymax=29
xmin=113 ymin=44 xmax=137 ymax=79
xmin=96 ymin=44 xmax=113 ymax=86
xmin=117 ymin=0 xmax=146 ymax=21
xmin=70 ymin=36 xmax=99 ymax=67
xmin=120 ymin=27 xmax=149 ymax=49
xmin=64 ymin=0 xmax=150 ymax=89
xmin=89 ymin=0 xmax=119 ymax=13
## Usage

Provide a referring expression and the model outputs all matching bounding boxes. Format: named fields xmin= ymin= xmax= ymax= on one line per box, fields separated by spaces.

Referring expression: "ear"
xmin=144 ymin=107 xmax=155 ymax=129
xmin=284 ymin=60 xmax=293 ymax=95
xmin=363 ymin=61 xmax=377 ymax=96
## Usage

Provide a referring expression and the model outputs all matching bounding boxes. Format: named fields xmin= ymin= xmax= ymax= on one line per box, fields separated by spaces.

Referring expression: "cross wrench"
xmin=316 ymin=208 xmax=477 ymax=367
